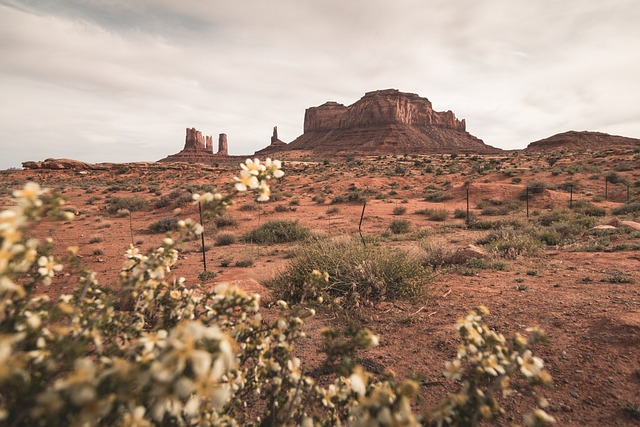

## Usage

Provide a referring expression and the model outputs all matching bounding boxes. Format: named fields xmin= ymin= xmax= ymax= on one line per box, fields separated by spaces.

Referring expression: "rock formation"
xmin=218 ymin=134 xmax=228 ymax=156
xmin=254 ymin=126 xmax=288 ymax=155
xmin=525 ymin=131 xmax=640 ymax=152
xmin=260 ymin=89 xmax=498 ymax=155
xmin=159 ymin=127 xmax=233 ymax=164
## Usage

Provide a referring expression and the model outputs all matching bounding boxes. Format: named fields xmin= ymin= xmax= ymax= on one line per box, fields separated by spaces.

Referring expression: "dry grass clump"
xmin=271 ymin=237 xmax=428 ymax=305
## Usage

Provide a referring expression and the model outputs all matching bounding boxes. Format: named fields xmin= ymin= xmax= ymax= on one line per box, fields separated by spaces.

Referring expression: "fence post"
xmin=526 ymin=187 xmax=529 ymax=218
xmin=466 ymin=186 xmax=470 ymax=225
xmin=569 ymin=185 xmax=573 ymax=208
xmin=358 ymin=200 xmax=367 ymax=246
xmin=198 ymin=201 xmax=207 ymax=272
xmin=605 ymin=177 xmax=608 ymax=201
xmin=129 ymin=211 xmax=134 ymax=246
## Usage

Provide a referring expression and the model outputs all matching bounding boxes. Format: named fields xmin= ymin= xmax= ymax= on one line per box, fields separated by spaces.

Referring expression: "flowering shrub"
xmin=0 ymin=159 xmax=554 ymax=426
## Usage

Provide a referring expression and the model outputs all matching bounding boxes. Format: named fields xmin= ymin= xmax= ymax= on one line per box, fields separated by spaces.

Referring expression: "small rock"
xmin=570 ymin=391 xmax=579 ymax=398
xmin=619 ymin=220 xmax=640 ymax=230
xmin=591 ymin=225 xmax=616 ymax=230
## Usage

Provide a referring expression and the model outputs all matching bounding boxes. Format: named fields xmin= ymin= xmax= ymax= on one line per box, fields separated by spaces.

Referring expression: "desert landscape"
xmin=2 ymin=96 xmax=639 ymax=424
xmin=2 ymin=2 xmax=640 ymax=425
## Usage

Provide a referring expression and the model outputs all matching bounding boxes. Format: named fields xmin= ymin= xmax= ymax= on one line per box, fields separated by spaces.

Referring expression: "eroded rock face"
xmin=283 ymin=89 xmax=498 ymax=154
xmin=304 ymin=90 xmax=466 ymax=133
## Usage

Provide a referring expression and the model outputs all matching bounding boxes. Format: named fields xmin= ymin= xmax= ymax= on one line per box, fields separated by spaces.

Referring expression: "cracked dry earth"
xmin=1 ymin=150 xmax=639 ymax=426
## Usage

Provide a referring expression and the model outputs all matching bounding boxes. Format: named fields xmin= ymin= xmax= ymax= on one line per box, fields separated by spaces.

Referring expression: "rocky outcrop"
xmin=525 ymin=131 xmax=640 ymax=152
xmin=273 ymin=89 xmax=498 ymax=155
xmin=255 ymin=126 xmax=288 ymax=155
xmin=22 ymin=158 xmax=109 ymax=170
xmin=159 ymin=127 xmax=233 ymax=164
xmin=304 ymin=89 xmax=466 ymax=133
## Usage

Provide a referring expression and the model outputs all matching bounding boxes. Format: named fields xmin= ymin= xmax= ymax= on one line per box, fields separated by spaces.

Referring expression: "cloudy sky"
xmin=1 ymin=0 xmax=639 ymax=169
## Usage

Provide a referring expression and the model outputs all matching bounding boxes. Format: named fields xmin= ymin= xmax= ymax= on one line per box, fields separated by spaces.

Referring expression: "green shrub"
xmin=215 ymin=232 xmax=236 ymax=246
xmin=526 ymin=180 xmax=547 ymax=194
xmin=390 ymin=219 xmax=411 ymax=234
xmin=271 ymin=238 xmax=427 ymax=304
xmin=392 ymin=206 xmax=407 ymax=215
xmin=612 ymin=201 xmax=640 ymax=216
xmin=148 ymin=216 xmax=180 ymax=233
xmin=239 ymin=202 xmax=260 ymax=211
xmin=606 ymin=172 xmax=627 ymax=184
xmin=415 ymin=208 xmax=448 ymax=221
xmin=424 ymin=191 xmax=453 ymax=202
xmin=106 ymin=196 xmax=147 ymax=214
xmin=244 ymin=220 xmax=311 ymax=244
xmin=571 ymin=200 xmax=606 ymax=216
xmin=214 ymin=215 xmax=238 ymax=228
xmin=477 ymin=228 xmax=543 ymax=258
xmin=453 ymin=208 xmax=467 ymax=219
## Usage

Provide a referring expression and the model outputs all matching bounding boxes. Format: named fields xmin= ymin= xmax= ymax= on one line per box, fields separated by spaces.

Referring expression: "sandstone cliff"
xmin=525 ymin=131 xmax=640 ymax=152
xmin=282 ymin=89 xmax=498 ymax=155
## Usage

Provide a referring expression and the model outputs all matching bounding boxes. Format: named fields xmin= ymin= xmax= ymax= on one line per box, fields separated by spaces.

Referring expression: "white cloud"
xmin=1 ymin=0 xmax=639 ymax=168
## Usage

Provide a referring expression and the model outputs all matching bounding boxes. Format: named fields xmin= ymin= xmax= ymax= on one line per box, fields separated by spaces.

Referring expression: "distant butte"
xmin=525 ymin=130 xmax=640 ymax=152
xmin=159 ymin=128 xmax=233 ymax=164
xmin=255 ymin=89 xmax=500 ymax=156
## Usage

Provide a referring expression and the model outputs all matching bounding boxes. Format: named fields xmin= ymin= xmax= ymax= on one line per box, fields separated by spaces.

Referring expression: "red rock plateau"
xmin=525 ymin=131 xmax=640 ymax=152
xmin=277 ymin=89 xmax=500 ymax=155
xmin=159 ymin=127 xmax=234 ymax=164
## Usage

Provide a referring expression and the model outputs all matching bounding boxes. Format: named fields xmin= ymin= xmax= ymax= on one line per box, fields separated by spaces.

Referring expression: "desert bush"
xmin=312 ymin=194 xmax=326 ymax=204
xmin=155 ymin=190 xmax=194 ymax=209
xmin=239 ymin=202 xmax=260 ymax=211
xmin=418 ymin=239 xmax=457 ymax=269
xmin=477 ymin=228 xmax=543 ymax=258
xmin=392 ymin=206 xmax=407 ymax=215
xmin=148 ymin=216 xmax=180 ymax=233
xmin=390 ymin=219 xmax=411 ymax=234
xmin=0 ymin=174 xmax=554 ymax=426
xmin=213 ymin=215 xmax=238 ymax=228
xmin=606 ymin=172 xmax=627 ymax=184
xmin=271 ymin=238 xmax=427 ymax=305
xmin=526 ymin=179 xmax=548 ymax=194
xmin=416 ymin=208 xmax=449 ymax=221
xmin=571 ymin=200 xmax=606 ymax=216
xmin=612 ymin=201 xmax=640 ymax=216
xmin=215 ymin=232 xmax=236 ymax=246
xmin=424 ymin=191 xmax=453 ymax=202
xmin=274 ymin=204 xmax=289 ymax=212
xmin=244 ymin=219 xmax=311 ymax=244
xmin=106 ymin=196 xmax=147 ymax=214
xmin=453 ymin=208 xmax=467 ymax=219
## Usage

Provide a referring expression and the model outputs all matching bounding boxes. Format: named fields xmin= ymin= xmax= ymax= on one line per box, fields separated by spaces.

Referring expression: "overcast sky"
xmin=1 ymin=0 xmax=639 ymax=169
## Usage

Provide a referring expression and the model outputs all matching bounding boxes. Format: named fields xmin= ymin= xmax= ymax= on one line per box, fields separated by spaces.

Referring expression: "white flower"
xmin=37 ymin=256 xmax=62 ymax=285
xmin=256 ymin=180 xmax=271 ymax=202
xmin=349 ymin=372 xmax=366 ymax=397
xmin=265 ymin=158 xmax=285 ymax=178
xmin=241 ymin=158 xmax=266 ymax=176
xmin=518 ymin=350 xmax=544 ymax=378
xmin=13 ymin=182 xmax=46 ymax=206
xmin=234 ymin=170 xmax=259 ymax=192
